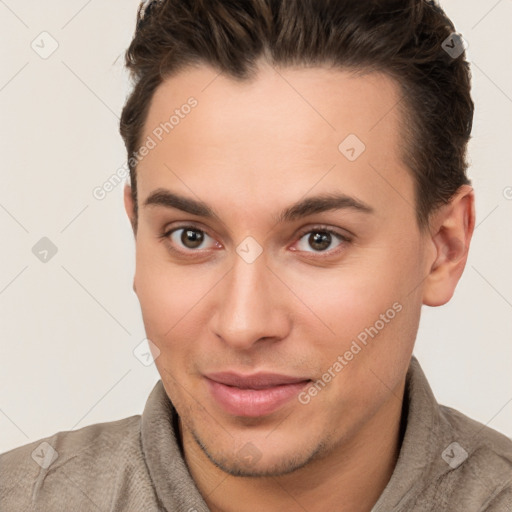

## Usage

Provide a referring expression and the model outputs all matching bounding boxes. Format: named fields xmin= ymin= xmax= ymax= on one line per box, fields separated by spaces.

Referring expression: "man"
xmin=1 ymin=0 xmax=511 ymax=510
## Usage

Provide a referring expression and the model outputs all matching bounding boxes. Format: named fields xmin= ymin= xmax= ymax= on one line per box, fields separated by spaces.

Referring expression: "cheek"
xmin=134 ymin=237 xmax=201 ymax=334
xmin=133 ymin=237 xmax=228 ymax=378
xmin=291 ymin=254 xmax=416 ymax=342
xmin=134 ymin=225 xmax=423 ymax=349
xmin=295 ymin=239 xmax=424 ymax=370
xmin=133 ymin=247 xmax=200 ymax=399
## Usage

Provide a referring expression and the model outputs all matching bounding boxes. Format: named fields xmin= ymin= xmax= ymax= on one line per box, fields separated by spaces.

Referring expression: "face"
xmin=126 ymin=61 xmax=433 ymax=476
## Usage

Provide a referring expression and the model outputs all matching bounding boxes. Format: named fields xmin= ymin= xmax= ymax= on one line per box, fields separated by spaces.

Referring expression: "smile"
xmin=204 ymin=372 xmax=312 ymax=417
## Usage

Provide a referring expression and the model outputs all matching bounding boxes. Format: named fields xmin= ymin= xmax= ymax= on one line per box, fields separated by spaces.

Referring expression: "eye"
xmin=293 ymin=226 xmax=350 ymax=256
xmin=158 ymin=224 xmax=351 ymax=258
xmin=158 ymin=225 xmax=220 ymax=253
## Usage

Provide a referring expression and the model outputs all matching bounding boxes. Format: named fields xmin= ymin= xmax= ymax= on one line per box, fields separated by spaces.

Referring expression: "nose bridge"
xmin=213 ymin=247 xmax=286 ymax=348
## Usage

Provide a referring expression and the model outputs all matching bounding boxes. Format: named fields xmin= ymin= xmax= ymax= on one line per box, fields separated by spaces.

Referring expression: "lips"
xmin=206 ymin=372 xmax=309 ymax=389
xmin=204 ymin=372 xmax=311 ymax=417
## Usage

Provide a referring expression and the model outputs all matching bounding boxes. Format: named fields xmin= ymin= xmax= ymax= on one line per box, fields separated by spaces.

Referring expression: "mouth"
xmin=204 ymin=372 xmax=312 ymax=417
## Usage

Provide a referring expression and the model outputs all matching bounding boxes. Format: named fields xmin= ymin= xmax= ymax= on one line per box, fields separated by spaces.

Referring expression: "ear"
xmin=123 ymin=183 xmax=137 ymax=236
xmin=422 ymin=185 xmax=475 ymax=307
xmin=123 ymin=183 xmax=138 ymax=294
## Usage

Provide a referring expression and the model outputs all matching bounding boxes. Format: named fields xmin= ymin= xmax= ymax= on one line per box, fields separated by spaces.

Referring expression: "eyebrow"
xmin=143 ymin=188 xmax=374 ymax=223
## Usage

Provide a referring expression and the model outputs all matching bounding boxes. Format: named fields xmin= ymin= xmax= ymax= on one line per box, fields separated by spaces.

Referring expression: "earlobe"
xmin=422 ymin=185 xmax=475 ymax=307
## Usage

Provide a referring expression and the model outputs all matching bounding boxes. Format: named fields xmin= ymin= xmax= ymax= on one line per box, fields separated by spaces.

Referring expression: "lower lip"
xmin=205 ymin=378 xmax=310 ymax=417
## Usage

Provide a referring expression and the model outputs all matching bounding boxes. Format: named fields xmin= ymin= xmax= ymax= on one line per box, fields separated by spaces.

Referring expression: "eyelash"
xmin=157 ymin=224 xmax=351 ymax=259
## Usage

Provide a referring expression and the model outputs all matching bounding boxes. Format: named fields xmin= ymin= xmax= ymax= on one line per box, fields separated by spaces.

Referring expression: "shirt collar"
xmin=141 ymin=381 xmax=210 ymax=512
xmin=141 ymin=356 xmax=449 ymax=512
xmin=371 ymin=355 xmax=442 ymax=510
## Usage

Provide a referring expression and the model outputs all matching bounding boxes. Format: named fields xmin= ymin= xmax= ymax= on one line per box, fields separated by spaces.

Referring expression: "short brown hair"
xmin=119 ymin=0 xmax=473 ymax=232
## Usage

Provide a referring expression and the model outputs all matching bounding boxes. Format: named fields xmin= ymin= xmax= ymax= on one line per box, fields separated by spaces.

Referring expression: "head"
xmin=120 ymin=0 xmax=475 ymax=477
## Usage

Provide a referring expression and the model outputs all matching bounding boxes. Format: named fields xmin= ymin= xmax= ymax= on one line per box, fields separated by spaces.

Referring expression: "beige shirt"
xmin=1 ymin=356 xmax=511 ymax=511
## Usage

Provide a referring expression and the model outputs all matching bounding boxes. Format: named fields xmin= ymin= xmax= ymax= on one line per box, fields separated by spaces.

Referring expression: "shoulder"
xmin=0 ymin=414 xmax=142 ymax=471
xmin=0 ymin=415 xmax=150 ymax=510
xmin=430 ymin=404 xmax=512 ymax=509
xmin=439 ymin=403 xmax=512 ymax=469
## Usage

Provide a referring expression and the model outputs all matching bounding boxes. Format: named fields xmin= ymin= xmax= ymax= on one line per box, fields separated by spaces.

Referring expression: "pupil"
xmin=310 ymin=232 xmax=330 ymax=251
xmin=179 ymin=230 xmax=332 ymax=251
xmin=182 ymin=229 xmax=203 ymax=248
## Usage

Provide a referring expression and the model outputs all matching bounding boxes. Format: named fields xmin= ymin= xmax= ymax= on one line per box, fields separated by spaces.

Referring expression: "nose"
xmin=211 ymin=250 xmax=290 ymax=351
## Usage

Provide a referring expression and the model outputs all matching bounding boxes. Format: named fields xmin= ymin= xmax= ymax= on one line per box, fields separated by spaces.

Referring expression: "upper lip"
xmin=205 ymin=372 xmax=311 ymax=389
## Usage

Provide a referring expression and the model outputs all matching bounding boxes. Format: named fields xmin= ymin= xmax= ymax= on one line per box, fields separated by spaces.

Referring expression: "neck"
xmin=181 ymin=378 xmax=406 ymax=512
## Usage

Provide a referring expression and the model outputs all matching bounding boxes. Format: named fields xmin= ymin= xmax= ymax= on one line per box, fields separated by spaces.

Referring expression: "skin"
xmin=123 ymin=60 xmax=475 ymax=512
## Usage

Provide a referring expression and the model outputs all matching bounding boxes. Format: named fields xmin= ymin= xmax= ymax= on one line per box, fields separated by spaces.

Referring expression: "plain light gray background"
xmin=0 ymin=0 xmax=511 ymax=454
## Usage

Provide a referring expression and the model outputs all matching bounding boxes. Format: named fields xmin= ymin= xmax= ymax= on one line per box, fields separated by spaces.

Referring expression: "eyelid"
xmin=294 ymin=224 xmax=352 ymax=242
xmin=159 ymin=222 xmax=220 ymax=254
xmin=159 ymin=222 xmax=352 ymax=257
xmin=292 ymin=224 xmax=351 ymax=257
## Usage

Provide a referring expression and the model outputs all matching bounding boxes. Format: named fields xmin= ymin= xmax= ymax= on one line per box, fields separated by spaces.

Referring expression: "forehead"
xmin=136 ymin=62 xmax=415 ymax=226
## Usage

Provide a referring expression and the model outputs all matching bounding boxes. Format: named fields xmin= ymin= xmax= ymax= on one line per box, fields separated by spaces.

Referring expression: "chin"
xmin=191 ymin=426 xmax=329 ymax=478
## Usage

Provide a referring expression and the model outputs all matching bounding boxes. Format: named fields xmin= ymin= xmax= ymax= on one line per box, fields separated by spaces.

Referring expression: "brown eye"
xmin=293 ymin=226 xmax=351 ymax=258
xmin=180 ymin=228 xmax=205 ymax=249
xmin=307 ymin=232 xmax=332 ymax=251
xmin=160 ymin=225 xmax=219 ymax=254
